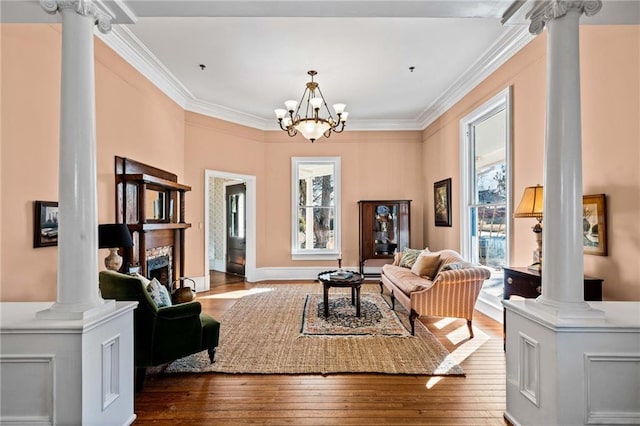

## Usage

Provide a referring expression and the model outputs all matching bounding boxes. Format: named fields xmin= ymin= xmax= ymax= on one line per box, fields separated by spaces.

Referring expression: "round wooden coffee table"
xmin=317 ymin=270 xmax=364 ymax=317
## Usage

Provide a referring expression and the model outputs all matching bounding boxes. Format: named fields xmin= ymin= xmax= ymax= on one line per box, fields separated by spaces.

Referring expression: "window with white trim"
xmin=460 ymin=87 xmax=512 ymax=310
xmin=291 ymin=157 xmax=341 ymax=260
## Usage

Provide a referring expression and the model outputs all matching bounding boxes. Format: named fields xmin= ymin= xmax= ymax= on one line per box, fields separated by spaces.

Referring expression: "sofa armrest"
xmin=433 ymin=267 xmax=491 ymax=285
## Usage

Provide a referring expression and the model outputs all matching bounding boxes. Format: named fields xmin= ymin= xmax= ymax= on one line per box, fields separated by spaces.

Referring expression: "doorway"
xmin=204 ymin=170 xmax=256 ymax=285
xmin=225 ymin=182 xmax=246 ymax=276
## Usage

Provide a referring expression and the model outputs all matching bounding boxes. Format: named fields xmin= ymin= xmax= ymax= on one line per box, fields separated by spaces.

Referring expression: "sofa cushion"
xmin=398 ymin=248 xmax=424 ymax=268
xmin=383 ymin=264 xmax=432 ymax=296
xmin=411 ymin=253 xmax=441 ymax=279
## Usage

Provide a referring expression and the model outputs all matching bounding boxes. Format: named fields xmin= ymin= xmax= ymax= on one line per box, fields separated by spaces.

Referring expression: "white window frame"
xmin=460 ymin=87 xmax=512 ymax=321
xmin=460 ymin=87 xmax=513 ymax=261
xmin=291 ymin=157 xmax=341 ymax=260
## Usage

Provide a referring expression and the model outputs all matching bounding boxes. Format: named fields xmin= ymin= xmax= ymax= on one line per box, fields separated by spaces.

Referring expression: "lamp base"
xmin=104 ymin=248 xmax=123 ymax=271
xmin=527 ymin=262 xmax=541 ymax=272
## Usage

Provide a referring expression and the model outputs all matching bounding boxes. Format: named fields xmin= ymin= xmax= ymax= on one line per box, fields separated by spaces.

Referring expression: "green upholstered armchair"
xmin=99 ymin=270 xmax=220 ymax=391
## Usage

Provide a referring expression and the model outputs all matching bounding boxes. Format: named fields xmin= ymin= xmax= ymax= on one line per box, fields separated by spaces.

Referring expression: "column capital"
xmin=40 ymin=0 xmax=112 ymax=33
xmin=528 ymin=1 xmax=602 ymax=35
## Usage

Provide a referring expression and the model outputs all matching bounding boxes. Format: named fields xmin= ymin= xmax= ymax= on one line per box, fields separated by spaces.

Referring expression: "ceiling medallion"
xmin=274 ymin=70 xmax=348 ymax=143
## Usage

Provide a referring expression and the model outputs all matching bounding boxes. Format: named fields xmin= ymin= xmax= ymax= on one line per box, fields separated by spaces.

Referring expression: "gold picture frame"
xmin=583 ymin=194 xmax=607 ymax=256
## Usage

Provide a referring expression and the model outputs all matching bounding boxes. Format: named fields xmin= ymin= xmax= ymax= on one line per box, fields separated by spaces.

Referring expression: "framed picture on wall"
xmin=34 ymin=201 xmax=59 ymax=248
xmin=434 ymin=178 xmax=452 ymax=227
xmin=583 ymin=194 xmax=607 ymax=256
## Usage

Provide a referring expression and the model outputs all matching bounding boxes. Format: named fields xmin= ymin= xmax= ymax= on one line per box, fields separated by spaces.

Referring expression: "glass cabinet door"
xmin=373 ymin=204 xmax=399 ymax=255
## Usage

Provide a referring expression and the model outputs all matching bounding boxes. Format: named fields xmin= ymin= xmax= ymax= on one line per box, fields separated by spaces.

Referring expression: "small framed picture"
xmin=583 ymin=194 xmax=607 ymax=256
xmin=34 ymin=201 xmax=59 ymax=248
xmin=434 ymin=178 xmax=452 ymax=227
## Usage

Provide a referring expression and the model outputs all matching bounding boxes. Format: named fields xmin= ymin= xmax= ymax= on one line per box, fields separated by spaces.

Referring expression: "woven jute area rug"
xmin=165 ymin=283 xmax=464 ymax=376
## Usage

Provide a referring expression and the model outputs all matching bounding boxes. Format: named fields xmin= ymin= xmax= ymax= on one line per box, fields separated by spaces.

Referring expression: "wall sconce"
xmin=98 ymin=224 xmax=134 ymax=271
xmin=514 ymin=185 xmax=543 ymax=272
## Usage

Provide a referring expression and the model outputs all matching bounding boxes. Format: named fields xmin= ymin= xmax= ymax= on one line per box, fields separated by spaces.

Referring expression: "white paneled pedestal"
xmin=0 ymin=301 xmax=137 ymax=425
xmin=504 ymin=300 xmax=640 ymax=425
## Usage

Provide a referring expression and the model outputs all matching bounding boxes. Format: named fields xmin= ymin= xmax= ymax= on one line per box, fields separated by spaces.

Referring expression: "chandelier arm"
xmin=277 ymin=119 xmax=289 ymax=132
xmin=323 ymin=128 xmax=332 ymax=139
xmin=315 ymin=86 xmax=337 ymax=124
xmin=332 ymin=122 xmax=346 ymax=133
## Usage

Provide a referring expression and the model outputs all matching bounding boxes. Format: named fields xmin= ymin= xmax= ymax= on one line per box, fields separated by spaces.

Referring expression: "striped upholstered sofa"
xmin=380 ymin=249 xmax=491 ymax=337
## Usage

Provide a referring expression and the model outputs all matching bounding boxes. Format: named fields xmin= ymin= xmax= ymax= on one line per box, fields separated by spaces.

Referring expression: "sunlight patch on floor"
xmin=433 ymin=317 xmax=457 ymax=329
xmin=198 ymin=287 xmax=273 ymax=300
xmin=426 ymin=324 xmax=491 ymax=389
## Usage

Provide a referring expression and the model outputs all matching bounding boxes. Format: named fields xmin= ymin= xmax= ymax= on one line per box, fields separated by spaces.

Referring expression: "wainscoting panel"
xmin=0 ymin=355 xmax=54 ymax=425
xmin=518 ymin=332 xmax=540 ymax=407
xmin=585 ymin=353 xmax=640 ymax=424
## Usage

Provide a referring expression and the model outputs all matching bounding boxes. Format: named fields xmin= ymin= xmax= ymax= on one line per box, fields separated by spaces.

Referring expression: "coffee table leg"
xmin=324 ymin=284 xmax=329 ymax=317
xmin=356 ymin=285 xmax=361 ymax=317
xmin=351 ymin=287 xmax=355 ymax=305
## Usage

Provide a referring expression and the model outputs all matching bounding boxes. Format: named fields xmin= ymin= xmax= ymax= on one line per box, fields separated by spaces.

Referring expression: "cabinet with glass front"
xmin=358 ymin=200 xmax=411 ymax=278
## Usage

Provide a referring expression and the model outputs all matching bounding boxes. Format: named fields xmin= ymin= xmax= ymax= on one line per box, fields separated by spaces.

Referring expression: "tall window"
xmin=291 ymin=157 xmax=341 ymax=259
xmin=460 ymin=88 xmax=511 ymax=309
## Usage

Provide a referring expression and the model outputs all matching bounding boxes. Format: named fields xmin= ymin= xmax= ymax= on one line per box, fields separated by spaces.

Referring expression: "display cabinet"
xmin=358 ymin=200 xmax=411 ymax=278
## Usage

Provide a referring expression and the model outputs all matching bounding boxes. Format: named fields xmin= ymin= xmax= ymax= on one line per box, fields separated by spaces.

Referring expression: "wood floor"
xmin=134 ymin=277 xmax=507 ymax=425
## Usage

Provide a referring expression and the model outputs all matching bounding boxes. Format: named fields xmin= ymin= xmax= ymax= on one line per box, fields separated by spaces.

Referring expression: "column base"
xmin=36 ymin=299 xmax=116 ymax=320
xmin=532 ymin=296 xmax=606 ymax=324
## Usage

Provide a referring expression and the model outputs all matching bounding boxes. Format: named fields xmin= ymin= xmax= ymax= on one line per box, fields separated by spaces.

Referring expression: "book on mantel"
xmin=329 ymin=271 xmax=353 ymax=280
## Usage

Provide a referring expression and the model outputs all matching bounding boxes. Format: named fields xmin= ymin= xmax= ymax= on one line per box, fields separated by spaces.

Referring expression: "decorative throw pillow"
xmin=411 ymin=254 xmax=441 ymax=279
xmin=147 ymin=278 xmax=172 ymax=308
xmin=132 ymin=272 xmax=151 ymax=287
xmin=398 ymin=248 xmax=424 ymax=268
xmin=439 ymin=262 xmax=466 ymax=272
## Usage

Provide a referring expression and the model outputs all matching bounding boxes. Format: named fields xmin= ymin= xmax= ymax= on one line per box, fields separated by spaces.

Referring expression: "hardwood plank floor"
xmin=134 ymin=279 xmax=507 ymax=425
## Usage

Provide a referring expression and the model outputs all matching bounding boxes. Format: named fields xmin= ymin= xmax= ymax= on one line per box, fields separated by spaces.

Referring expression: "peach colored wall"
xmin=422 ymin=26 xmax=639 ymax=301
xmin=1 ymin=25 xmax=185 ymax=301
xmin=183 ymin=112 xmax=424 ymax=275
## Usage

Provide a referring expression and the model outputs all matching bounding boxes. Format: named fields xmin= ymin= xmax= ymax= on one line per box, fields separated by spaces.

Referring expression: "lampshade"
xmin=98 ymin=224 xmax=133 ymax=249
xmin=514 ymin=185 xmax=544 ymax=221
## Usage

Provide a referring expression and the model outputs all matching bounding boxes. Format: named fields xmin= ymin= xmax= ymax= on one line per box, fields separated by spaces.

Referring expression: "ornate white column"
xmin=530 ymin=0 xmax=603 ymax=316
xmin=38 ymin=0 xmax=114 ymax=319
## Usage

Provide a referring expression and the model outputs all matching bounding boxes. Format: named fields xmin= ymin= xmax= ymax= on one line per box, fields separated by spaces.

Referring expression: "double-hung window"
xmin=291 ymin=157 xmax=341 ymax=260
xmin=460 ymin=87 xmax=512 ymax=312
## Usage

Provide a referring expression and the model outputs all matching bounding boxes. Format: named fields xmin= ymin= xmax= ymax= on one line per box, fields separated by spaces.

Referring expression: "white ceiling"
xmin=3 ymin=0 xmax=639 ymax=131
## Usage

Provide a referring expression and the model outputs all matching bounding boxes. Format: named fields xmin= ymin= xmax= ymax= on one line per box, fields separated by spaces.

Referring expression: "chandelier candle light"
xmin=274 ymin=70 xmax=348 ymax=143
xmin=514 ymin=185 xmax=544 ymax=272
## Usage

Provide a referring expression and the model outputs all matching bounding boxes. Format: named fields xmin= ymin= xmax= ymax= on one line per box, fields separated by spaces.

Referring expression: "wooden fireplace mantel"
xmin=114 ymin=156 xmax=191 ymax=283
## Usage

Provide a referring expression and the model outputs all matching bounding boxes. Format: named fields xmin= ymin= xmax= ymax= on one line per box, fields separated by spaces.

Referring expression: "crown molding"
xmin=95 ymin=24 xmax=192 ymax=108
xmin=416 ymin=25 xmax=534 ymax=129
xmin=185 ymin=98 xmax=271 ymax=130
xmin=97 ymin=22 xmax=533 ymax=132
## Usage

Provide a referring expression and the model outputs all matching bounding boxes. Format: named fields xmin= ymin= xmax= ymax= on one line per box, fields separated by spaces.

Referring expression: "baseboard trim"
xmin=475 ymin=294 xmax=504 ymax=323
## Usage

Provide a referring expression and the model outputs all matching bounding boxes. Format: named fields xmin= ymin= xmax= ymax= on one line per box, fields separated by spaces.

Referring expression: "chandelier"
xmin=274 ymin=70 xmax=348 ymax=143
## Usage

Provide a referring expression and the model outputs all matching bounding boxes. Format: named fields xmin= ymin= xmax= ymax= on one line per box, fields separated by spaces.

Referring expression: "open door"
xmin=226 ymin=183 xmax=246 ymax=276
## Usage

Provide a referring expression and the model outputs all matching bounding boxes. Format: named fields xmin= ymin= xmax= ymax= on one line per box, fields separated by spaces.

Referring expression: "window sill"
xmin=292 ymin=252 xmax=341 ymax=261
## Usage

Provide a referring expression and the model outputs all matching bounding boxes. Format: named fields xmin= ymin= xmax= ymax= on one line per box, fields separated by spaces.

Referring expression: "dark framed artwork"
xmin=34 ymin=201 xmax=59 ymax=248
xmin=583 ymin=194 xmax=607 ymax=256
xmin=434 ymin=178 xmax=452 ymax=227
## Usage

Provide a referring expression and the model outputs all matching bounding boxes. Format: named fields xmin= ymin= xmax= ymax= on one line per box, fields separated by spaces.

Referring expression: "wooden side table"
xmin=503 ymin=266 xmax=603 ymax=301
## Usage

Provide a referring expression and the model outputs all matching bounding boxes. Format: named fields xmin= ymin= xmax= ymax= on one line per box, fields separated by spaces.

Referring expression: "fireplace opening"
xmin=147 ymin=255 xmax=171 ymax=288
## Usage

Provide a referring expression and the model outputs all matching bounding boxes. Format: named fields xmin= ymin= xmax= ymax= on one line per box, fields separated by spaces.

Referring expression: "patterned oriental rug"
xmin=165 ymin=284 xmax=464 ymax=376
xmin=301 ymin=293 xmax=410 ymax=336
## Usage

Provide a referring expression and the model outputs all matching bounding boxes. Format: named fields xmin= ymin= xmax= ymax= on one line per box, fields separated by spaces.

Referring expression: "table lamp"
xmin=98 ymin=223 xmax=134 ymax=271
xmin=514 ymin=185 xmax=544 ymax=272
